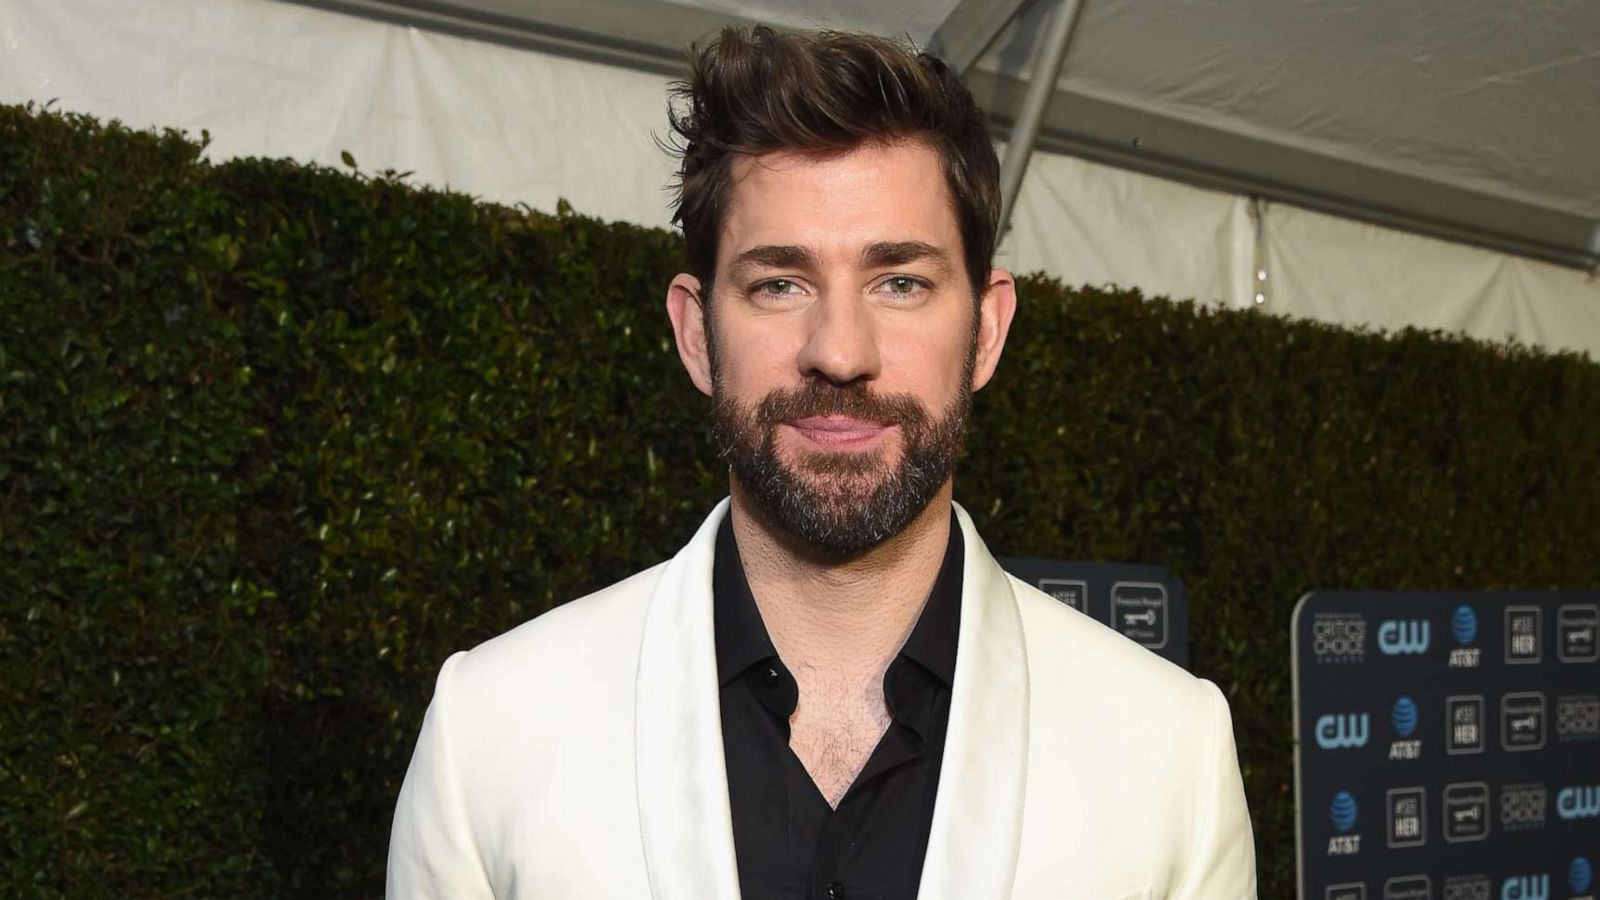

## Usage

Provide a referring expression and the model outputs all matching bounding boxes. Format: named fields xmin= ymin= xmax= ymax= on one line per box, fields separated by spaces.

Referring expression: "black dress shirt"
xmin=712 ymin=513 xmax=964 ymax=900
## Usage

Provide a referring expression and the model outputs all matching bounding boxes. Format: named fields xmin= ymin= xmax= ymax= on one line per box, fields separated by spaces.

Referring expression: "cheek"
xmin=711 ymin=316 xmax=802 ymax=396
xmin=880 ymin=316 xmax=972 ymax=397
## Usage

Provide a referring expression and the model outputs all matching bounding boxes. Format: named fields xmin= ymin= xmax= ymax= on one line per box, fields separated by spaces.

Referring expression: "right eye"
xmin=756 ymin=279 xmax=801 ymax=296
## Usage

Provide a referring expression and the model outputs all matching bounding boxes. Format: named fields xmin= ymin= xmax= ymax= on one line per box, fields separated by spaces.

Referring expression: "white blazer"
xmin=387 ymin=500 xmax=1258 ymax=899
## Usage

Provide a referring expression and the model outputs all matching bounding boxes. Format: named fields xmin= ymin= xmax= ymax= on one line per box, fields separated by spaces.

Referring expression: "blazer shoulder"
xmin=1005 ymin=576 xmax=1256 ymax=897
xmin=447 ymin=560 xmax=669 ymax=689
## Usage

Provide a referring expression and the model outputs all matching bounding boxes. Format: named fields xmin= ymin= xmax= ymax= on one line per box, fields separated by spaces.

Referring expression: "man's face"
xmin=672 ymin=139 xmax=1003 ymax=558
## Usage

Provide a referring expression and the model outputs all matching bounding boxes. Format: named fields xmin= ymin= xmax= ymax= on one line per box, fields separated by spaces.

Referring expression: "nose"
xmin=795 ymin=291 xmax=881 ymax=385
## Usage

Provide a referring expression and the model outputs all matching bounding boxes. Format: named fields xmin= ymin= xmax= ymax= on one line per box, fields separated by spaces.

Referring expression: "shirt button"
xmin=827 ymin=882 xmax=845 ymax=899
xmin=764 ymin=667 xmax=780 ymax=687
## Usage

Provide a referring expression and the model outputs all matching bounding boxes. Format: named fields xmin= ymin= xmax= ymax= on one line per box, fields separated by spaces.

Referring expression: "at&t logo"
xmin=1316 ymin=713 xmax=1370 ymax=749
xmin=1499 ymin=874 xmax=1547 ymax=900
xmin=1391 ymin=696 xmax=1419 ymax=737
xmin=1450 ymin=604 xmax=1481 ymax=668
xmin=1327 ymin=790 xmax=1361 ymax=855
xmin=1378 ymin=619 xmax=1430 ymax=655
xmin=1389 ymin=696 xmax=1421 ymax=760
xmin=1571 ymin=856 xmax=1593 ymax=895
xmin=1556 ymin=784 xmax=1600 ymax=820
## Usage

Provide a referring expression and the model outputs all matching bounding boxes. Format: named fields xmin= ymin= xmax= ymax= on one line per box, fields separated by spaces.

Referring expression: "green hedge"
xmin=3 ymin=102 xmax=1597 ymax=898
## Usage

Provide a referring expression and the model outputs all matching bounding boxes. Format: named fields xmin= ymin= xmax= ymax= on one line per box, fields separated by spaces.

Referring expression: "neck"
xmin=728 ymin=479 xmax=955 ymax=682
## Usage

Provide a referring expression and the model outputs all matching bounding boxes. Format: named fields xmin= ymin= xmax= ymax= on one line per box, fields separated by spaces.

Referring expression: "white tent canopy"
xmin=5 ymin=0 xmax=1598 ymax=354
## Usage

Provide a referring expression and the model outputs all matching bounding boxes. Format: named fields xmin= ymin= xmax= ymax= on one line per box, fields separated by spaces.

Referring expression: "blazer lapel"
xmin=916 ymin=503 xmax=1031 ymax=900
xmin=635 ymin=499 xmax=1029 ymax=900
xmin=635 ymin=499 xmax=742 ymax=900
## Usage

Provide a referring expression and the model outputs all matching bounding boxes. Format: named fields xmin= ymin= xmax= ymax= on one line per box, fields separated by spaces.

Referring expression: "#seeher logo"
xmin=1378 ymin=619 xmax=1430 ymax=655
xmin=1330 ymin=790 xmax=1358 ymax=833
xmin=1391 ymin=696 xmax=1419 ymax=738
xmin=1453 ymin=604 xmax=1478 ymax=645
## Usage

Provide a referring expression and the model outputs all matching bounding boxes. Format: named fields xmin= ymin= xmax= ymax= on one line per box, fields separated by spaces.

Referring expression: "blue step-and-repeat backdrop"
xmin=1293 ymin=592 xmax=1600 ymax=900
xmin=999 ymin=559 xmax=1189 ymax=668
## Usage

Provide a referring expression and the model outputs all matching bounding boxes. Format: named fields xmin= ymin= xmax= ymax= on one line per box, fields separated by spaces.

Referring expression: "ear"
xmin=666 ymin=273 xmax=714 ymax=397
xmin=970 ymin=267 xmax=1017 ymax=392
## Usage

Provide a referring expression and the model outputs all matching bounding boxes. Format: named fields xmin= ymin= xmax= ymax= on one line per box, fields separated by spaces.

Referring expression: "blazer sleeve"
xmin=1170 ymin=678 xmax=1258 ymax=900
xmin=387 ymin=651 xmax=496 ymax=900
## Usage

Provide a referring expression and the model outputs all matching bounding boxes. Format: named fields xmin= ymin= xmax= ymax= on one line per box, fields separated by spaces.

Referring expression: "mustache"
xmin=753 ymin=381 xmax=930 ymax=430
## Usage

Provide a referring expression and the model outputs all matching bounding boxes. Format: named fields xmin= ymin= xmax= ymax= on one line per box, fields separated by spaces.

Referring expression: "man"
xmin=387 ymin=25 xmax=1256 ymax=900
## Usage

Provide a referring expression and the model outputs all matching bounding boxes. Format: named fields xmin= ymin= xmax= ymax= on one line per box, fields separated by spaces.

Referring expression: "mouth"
xmin=784 ymin=415 xmax=894 ymax=449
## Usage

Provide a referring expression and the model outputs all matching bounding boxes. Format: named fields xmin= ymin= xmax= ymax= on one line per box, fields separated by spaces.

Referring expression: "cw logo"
xmin=1378 ymin=620 xmax=1431 ymax=655
xmin=1315 ymin=713 xmax=1370 ymax=749
xmin=1500 ymin=874 xmax=1547 ymax=900
xmin=1556 ymin=785 xmax=1600 ymax=820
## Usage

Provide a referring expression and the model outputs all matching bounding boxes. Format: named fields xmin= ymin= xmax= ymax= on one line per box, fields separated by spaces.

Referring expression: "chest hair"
xmin=787 ymin=670 xmax=893 ymax=808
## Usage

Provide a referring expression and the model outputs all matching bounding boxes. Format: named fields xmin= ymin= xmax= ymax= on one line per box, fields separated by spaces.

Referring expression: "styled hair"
xmin=665 ymin=26 xmax=1002 ymax=303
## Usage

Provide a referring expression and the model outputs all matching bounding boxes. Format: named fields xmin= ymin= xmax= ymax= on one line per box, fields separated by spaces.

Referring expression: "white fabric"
xmin=386 ymin=499 xmax=1258 ymax=898
xmin=3 ymin=0 xmax=1596 ymax=357
xmin=1264 ymin=202 xmax=1600 ymax=351
xmin=996 ymin=148 xmax=1257 ymax=310
xmin=0 ymin=0 xmax=680 ymax=229
xmin=978 ymin=0 xmax=1600 ymax=220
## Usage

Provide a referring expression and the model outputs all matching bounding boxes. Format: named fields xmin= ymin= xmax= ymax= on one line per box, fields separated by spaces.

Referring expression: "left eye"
xmin=881 ymin=276 xmax=923 ymax=295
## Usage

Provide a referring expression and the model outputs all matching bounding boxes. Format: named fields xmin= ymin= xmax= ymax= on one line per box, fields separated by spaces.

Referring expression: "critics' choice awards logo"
xmin=1499 ymin=782 xmax=1547 ymax=832
xmin=1443 ymin=874 xmax=1493 ymax=900
xmin=1314 ymin=613 xmax=1367 ymax=663
xmin=1556 ymin=784 xmax=1600 ymax=820
xmin=1449 ymin=603 xmax=1481 ymax=668
xmin=1443 ymin=782 xmax=1490 ymax=843
xmin=1316 ymin=713 xmax=1369 ymax=749
xmin=1557 ymin=694 xmax=1600 ymax=741
xmin=1328 ymin=790 xmax=1360 ymax=855
xmin=1389 ymin=695 xmax=1421 ymax=759
xmin=1378 ymin=619 xmax=1430 ymax=655
xmin=1499 ymin=874 xmax=1548 ymax=900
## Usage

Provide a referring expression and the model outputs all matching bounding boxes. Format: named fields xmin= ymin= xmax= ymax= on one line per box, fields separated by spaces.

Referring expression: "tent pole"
xmin=997 ymin=0 xmax=1083 ymax=240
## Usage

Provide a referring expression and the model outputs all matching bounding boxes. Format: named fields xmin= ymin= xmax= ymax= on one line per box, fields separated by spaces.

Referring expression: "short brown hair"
xmin=665 ymin=26 xmax=1001 ymax=303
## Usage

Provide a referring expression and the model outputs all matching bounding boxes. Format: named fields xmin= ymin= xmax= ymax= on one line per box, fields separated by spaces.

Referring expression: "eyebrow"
xmin=860 ymin=240 xmax=953 ymax=274
xmin=727 ymin=244 xmax=820 ymax=278
xmin=726 ymin=241 xmax=955 ymax=279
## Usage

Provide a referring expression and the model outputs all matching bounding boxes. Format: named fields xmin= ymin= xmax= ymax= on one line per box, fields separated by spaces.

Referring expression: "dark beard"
xmin=711 ymin=373 xmax=973 ymax=561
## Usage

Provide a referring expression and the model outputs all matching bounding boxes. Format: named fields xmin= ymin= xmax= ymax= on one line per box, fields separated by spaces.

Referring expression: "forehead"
xmin=719 ymin=140 xmax=960 ymax=265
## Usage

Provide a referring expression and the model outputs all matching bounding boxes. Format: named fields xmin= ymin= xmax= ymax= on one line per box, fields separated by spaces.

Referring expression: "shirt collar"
xmin=711 ymin=508 xmax=964 ymax=688
xmin=712 ymin=513 xmax=779 ymax=686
